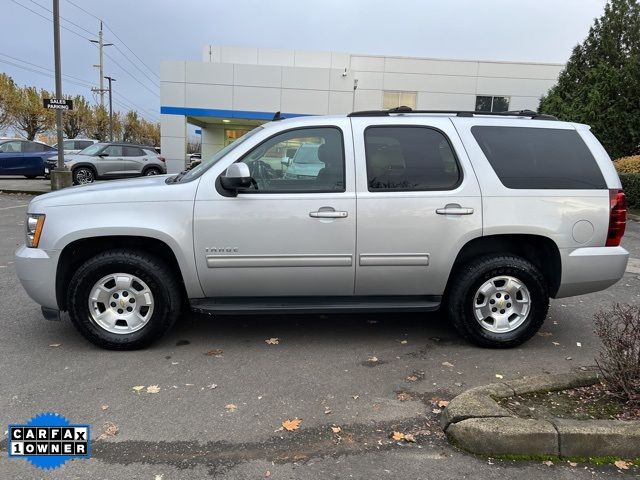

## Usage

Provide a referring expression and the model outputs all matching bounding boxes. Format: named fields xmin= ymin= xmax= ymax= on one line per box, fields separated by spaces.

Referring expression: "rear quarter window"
xmin=471 ymin=126 xmax=607 ymax=189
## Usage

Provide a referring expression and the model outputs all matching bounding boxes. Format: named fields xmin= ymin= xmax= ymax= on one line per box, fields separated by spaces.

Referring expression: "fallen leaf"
xmin=495 ymin=374 xmax=504 ymax=379
xmin=391 ymin=431 xmax=405 ymax=441
xmin=568 ymin=461 xmax=578 ymax=467
xmin=204 ymin=349 xmax=224 ymax=357
xmin=614 ymin=460 xmax=630 ymax=470
xmin=542 ymin=460 xmax=554 ymax=466
xmin=404 ymin=433 xmax=416 ymax=442
xmin=146 ymin=385 xmax=161 ymax=394
xmin=225 ymin=404 xmax=237 ymax=412
xmin=265 ymin=338 xmax=280 ymax=345
xmin=576 ymin=342 xmax=582 ymax=347
xmin=132 ymin=385 xmax=145 ymax=393
xmin=282 ymin=418 xmax=301 ymax=431
xmin=331 ymin=426 xmax=341 ymax=433
xmin=406 ymin=375 xmax=418 ymax=382
xmin=98 ymin=421 xmax=119 ymax=440
xmin=100 ymin=405 xmax=109 ymax=411
xmin=264 ymin=471 xmax=271 ymax=478
xmin=437 ymin=400 xmax=449 ymax=409
xmin=207 ymin=383 xmax=218 ymax=389
xmin=397 ymin=392 xmax=411 ymax=402
xmin=400 ymin=340 xmax=408 ymax=344
xmin=442 ymin=361 xmax=454 ymax=368
xmin=432 ymin=408 xmax=441 ymax=414
xmin=368 ymin=356 xmax=378 ymax=362
xmin=324 ymin=409 xmax=332 ymax=414
xmin=49 ymin=343 xmax=61 ymax=347
xmin=552 ymin=342 xmax=560 ymax=346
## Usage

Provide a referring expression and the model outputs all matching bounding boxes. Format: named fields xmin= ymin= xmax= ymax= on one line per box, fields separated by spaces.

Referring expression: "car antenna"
xmin=272 ymin=111 xmax=283 ymax=121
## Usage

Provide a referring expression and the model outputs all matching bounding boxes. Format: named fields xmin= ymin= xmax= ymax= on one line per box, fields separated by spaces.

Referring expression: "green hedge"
xmin=620 ymin=173 xmax=640 ymax=208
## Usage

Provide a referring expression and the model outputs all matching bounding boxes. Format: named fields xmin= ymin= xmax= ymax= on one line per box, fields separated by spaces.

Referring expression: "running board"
xmin=190 ymin=296 xmax=441 ymax=315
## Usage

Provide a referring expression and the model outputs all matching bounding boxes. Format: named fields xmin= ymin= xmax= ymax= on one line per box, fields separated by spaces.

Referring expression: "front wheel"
xmin=144 ymin=167 xmax=162 ymax=176
xmin=67 ymin=249 xmax=182 ymax=350
xmin=73 ymin=167 xmax=95 ymax=185
xmin=447 ymin=255 xmax=549 ymax=348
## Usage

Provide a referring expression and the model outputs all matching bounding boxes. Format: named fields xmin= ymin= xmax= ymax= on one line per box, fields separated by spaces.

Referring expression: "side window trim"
xmin=363 ymin=124 xmax=463 ymax=193
xmin=229 ymin=125 xmax=347 ymax=195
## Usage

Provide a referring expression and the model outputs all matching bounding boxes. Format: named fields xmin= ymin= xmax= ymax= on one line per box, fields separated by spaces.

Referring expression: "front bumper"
xmin=555 ymin=246 xmax=629 ymax=298
xmin=14 ymin=245 xmax=59 ymax=309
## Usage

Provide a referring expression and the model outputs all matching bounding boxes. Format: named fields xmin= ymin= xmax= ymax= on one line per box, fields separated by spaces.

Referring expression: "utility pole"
xmin=104 ymin=76 xmax=115 ymax=141
xmin=50 ymin=0 xmax=72 ymax=190
xmin=352 ymin=78 xmax=359 ymax=112
xmin=90 ymin=22 xmax=112 ymax=106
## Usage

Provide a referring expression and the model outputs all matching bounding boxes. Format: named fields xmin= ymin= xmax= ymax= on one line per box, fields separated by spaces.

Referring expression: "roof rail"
xmin=348 ymin=106 xmax=557 ymax=120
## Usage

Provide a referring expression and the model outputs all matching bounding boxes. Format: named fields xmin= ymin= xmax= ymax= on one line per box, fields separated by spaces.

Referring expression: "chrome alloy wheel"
xmin=88 ymin=273 xmax=154 ymax=334
xmin=473 ymin=275 xmax=531 ymax=333
xmin=75 ymin=168 xmax=94 ymax=184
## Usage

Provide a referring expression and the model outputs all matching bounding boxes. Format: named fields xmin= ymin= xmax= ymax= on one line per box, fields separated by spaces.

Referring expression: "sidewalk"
xmin=0 ymin=176 xmax=51 ymax=195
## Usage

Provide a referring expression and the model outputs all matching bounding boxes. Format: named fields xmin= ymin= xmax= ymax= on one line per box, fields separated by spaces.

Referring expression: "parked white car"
xmin=15 ymin=108 xmax=629 ymax=350
xmin=53 ymin=138 xmax=98 ymax=155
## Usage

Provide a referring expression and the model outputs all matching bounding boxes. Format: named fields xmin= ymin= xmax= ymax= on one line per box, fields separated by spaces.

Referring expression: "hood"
xmin=29 ymin=175 xmax=198 ymax=210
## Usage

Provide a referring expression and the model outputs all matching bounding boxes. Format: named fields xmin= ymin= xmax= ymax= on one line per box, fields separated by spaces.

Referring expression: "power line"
xmin=25 ymin=0 xmax=95 ymax=37
xmin=9 ymin=0 xmax=91 ymax=41
xmin=0 ymin=58 xmax=92 ymax=90
xmin=103 ymin=50 xmax=159 ymax=97
xmin=0 ymin=52 xmax=93 ymax=87
xmin=64 ymin=0 xmax=159 ymax=80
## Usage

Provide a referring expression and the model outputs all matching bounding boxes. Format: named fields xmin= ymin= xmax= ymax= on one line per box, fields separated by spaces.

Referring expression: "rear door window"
xmin=471 ymin=126 xmax=606 ymax=189
xmin=364 ymin=126 xmax=461 ymax=191
xmin=123 ymin=146 xmax=144 ymax=157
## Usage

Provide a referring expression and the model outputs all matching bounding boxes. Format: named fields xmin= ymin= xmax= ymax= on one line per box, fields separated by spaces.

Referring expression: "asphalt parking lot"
xmin=0 ymin=192 xmax=639 ymax=479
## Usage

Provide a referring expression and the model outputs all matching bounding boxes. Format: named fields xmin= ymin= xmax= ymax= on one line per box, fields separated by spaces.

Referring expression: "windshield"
xmin=78 ymin=143 xmax=105 ymax=156
xmin=177 ymin=127 xmax=263 ymax=183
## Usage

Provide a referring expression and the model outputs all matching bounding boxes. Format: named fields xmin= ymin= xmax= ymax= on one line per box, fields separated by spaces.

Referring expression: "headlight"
xmin=26 ymin=214 xmax=45 ymax=248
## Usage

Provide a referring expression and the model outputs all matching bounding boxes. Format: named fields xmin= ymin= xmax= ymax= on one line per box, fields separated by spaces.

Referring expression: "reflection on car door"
xmin=97 ymin=145 xmax=125 ymax=177
xmin=351 ymin=117 xmax=482 ymax=296
xmin=193 ymin=119 xmax=357 ymax=298
xmin=123 ymin=146 xmax=145 ymax=175
xmin=0 ymin=141 xmax=24 ymax=175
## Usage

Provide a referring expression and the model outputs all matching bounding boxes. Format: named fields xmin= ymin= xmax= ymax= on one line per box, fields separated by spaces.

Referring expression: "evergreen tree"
xmin=539 ymin=0 xmax=640 ymax=159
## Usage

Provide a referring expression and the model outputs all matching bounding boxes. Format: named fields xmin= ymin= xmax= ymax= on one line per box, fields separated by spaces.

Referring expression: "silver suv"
xmin=16 ymin=109 xmax=629 ymax=350
xmin=46 ymin=142 xmax=166 ymax=185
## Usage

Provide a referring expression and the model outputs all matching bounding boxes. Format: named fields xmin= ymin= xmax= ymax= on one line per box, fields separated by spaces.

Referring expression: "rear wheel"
xmin=24 ymin=175 xmax=37 ymax=179
xmin=67 ymin=249 xmax=182 ymax=350
xmin=73 ymin=167 xmax=95 ymax=185
xmin=447 ymin=255 xmax=549 ymax=348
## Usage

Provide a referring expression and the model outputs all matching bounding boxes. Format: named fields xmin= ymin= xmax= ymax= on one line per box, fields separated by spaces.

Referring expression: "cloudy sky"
xmin=1 ymin=0 xmax=607 ymax=124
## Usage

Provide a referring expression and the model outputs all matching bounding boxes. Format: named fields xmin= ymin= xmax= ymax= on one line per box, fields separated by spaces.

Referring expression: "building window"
xmin=383 ymin=91 xmax=417 ymax=110
xmin=475 ymin=96 xmax=510 ymax=113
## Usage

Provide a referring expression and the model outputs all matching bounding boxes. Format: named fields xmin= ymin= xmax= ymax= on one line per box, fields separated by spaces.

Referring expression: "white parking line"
xmin=0 ymin=204 xmax=28 ymax=211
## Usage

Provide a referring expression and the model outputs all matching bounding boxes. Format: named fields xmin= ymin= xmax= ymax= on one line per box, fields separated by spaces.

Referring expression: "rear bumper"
xmin=555 ymin=246 xmax=629 ymax=298
xmin=14 ymin=245 xmax=59 ymax=309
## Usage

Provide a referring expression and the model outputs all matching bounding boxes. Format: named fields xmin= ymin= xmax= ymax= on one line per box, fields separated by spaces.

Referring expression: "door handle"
xmin=436 ymin=204 xmax=474 ymax=215
xmin=309 ymin=208 xmax=348 ymax=218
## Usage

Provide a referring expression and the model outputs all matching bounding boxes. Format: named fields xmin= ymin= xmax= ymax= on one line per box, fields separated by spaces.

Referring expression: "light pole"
xmin=352 ymin=78 xmax=359 ymax=112
xmin=104 ymin=76 xmax=115 ymax=141
xmin=50 ymin=0 xmax=72 ymax=190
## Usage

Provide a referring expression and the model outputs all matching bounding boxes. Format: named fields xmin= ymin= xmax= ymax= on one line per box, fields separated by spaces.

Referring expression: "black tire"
xmin=144 ymin=167 xmax=162 ymax=176
xmin=72 ymin=166 xmax=96 ymax=185
xmin=25 ymin=175 xmax=37 ymax=179
xmin=67 ymin=249 xmax=182 ymax=350
xmin=447 ymin=255 xmax=549 ymax=348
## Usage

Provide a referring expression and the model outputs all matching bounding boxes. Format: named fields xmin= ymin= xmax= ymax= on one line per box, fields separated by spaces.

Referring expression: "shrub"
xmin=614 ymin=155 xmax=640 ymax=174
xmin=620 ymin=173 xmax=640 ymax=208
xmin=594 ymin=304 xmax=640 ymax=404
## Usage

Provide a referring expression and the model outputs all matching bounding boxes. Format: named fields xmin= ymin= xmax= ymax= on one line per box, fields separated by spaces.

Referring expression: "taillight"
xmin=158 ymin=156 xmax=166 ymax=162
xmin=606 ymin=189 xmax=626 ymax=247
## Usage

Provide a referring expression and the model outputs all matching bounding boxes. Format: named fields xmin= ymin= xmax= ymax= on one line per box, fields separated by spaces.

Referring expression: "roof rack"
xmin=348 ymin=106 xmax=557 ymax=120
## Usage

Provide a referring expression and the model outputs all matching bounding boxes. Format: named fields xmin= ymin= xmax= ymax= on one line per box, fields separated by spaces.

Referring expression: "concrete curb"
xmin=442 ymin=371 xmax=640 ymax=459
xmin=0 ymin=188 xmax=47 ymax=196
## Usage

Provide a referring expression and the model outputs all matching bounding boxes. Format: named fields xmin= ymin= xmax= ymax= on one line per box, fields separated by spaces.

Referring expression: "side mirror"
xmin=220 ymin=163 xmax=253 ymax=192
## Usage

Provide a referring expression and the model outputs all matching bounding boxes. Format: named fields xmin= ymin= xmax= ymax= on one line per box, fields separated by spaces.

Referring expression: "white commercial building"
xmin=160 ymin=45 xmax=564 ymax=173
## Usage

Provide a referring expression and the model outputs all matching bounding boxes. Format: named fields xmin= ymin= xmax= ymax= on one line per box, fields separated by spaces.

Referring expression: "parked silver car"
xmin=45 ymin=142 xmax=166 ymax=185
xmin=17 ymin=108 xmax=629 ymax=350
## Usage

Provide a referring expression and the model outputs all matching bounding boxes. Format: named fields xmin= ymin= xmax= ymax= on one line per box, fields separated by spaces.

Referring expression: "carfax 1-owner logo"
xmin=8 ymin=412 xmax=90 ymax=470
